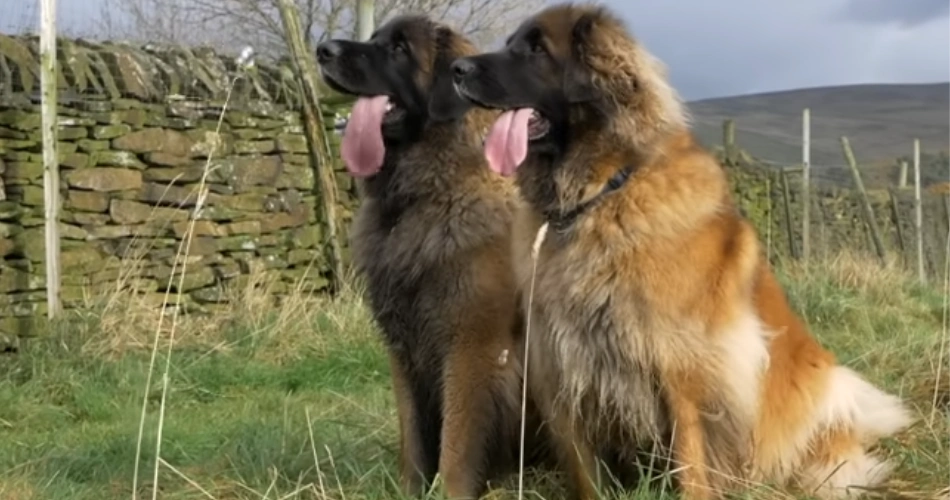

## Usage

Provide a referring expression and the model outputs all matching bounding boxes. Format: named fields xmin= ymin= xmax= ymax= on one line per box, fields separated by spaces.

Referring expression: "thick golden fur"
xmin=454 ymin=3 xmax=913 ymax=499
xmin=318 ymin=16 xmax=550 ymax=499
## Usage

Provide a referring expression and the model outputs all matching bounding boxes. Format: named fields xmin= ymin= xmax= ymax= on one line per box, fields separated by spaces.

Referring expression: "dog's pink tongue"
xmin=341 ymin=95 xmax=389 ymax=178
xmin=484 ymin=108 xmax=534 ymax=176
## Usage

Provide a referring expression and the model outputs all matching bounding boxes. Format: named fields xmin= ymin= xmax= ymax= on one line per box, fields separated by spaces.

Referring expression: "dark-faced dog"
xmin=316 ymin=15 xmax=551 ymax=499
xmin=451 ymin=3 xmax=911 ymax=500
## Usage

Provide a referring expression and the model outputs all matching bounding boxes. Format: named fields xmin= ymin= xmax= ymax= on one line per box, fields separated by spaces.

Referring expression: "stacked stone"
xmin=0 ymin=34 xmax=356 ymax=336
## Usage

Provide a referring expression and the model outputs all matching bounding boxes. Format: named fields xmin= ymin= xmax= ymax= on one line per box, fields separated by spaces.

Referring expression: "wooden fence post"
xmin=888 ymin=188 xmax=905 ymax=256
xmin=840 ymin=137 xmax=887 ymax=265
xmin=780 ymin=168 xmax=798 ymax=259
xmin=898 ymin=160 xmax=908 ymax=189
xmin=801 ymin=108 xmax=810 ymax=262
xmin=40 ymin=0 xmax=61 ymax=318
xmin=277 ymin=0 xmax=346 ymax=293
xmin=913 ymin=138 xmax=925 ymax=283
xmin=356 ymin=0 xmax=375 ymax=41
xmin=722 ymin=119 xmax=736 ymax=163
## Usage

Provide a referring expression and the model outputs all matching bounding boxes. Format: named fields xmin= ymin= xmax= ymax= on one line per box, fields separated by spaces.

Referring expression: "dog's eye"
xmin=391 ymin=41 xmax=408 ymax=54
xmin=526 ymin=33 xmax=545 ymax=54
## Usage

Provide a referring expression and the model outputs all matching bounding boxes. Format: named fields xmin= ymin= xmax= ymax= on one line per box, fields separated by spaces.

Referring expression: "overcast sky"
xmin=607 ymin=0 xmax=950 ymax=100
xmin=4 ymin=0 xmax=949 ymax=101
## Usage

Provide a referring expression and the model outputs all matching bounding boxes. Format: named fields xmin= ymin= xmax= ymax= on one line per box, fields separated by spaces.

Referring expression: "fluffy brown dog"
xmin=316 ymin=15 xmax=549 ymax=499
xmin=451 ymin=3 xmax=913 ymax=499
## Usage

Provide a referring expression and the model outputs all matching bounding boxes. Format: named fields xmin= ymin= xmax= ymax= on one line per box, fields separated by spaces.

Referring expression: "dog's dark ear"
xmin=564 ymin=12 xmax=598 ymax=103
xmin=427 ymin=26 xmax=471 ymax=122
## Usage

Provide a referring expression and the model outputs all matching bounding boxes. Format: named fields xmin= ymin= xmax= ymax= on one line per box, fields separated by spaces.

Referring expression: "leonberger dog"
xmin=451 ymin=3 xmax=912 ymax=499
xmin=316 ymin=15 xmax=549 ymax=499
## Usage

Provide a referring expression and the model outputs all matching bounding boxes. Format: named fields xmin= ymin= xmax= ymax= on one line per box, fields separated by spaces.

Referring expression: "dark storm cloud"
xmin=836 ymin=0 xmax=950 ymax=27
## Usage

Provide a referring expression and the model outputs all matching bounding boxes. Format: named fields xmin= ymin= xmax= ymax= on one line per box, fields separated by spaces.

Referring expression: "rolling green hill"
xmin=686 ymin=82 xmax=950 ymax=187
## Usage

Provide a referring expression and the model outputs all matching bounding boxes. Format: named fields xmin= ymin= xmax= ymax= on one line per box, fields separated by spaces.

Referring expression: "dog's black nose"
xmin=316 ymin=41 xmax=343 ymax=63
xmin=451 ymin=58 xmax=477 ymax=81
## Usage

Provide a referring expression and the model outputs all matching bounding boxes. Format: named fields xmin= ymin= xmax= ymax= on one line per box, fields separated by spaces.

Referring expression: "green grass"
xmin=0 ymin=252 xmax=947 ymax=500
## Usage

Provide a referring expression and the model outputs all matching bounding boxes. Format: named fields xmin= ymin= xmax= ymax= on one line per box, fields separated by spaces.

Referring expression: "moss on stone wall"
xmin=0 ymin=34 xmax=356 ymax=337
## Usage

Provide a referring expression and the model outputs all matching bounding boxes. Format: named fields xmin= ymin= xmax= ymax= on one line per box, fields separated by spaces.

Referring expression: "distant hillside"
xmin=686 ymin=83 xmax=950 ymax=187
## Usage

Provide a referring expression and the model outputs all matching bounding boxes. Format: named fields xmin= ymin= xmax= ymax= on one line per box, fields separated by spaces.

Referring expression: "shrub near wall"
xmin=0 ymin=34 xmax=356 ymax=337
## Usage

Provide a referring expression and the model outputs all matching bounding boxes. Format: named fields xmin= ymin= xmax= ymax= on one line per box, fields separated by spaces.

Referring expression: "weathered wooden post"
xmin=801 ymin=108 xmax=811 ymax=262
xmin=781 ymin=168 xmax=798 ymax=259
xmin=913 ymin=139 xmax=925 ymax=283
xmin=722 ymin=118 xmax=736 ymax=164
xmin=40 ymin=0 xmax=61 ymax=318
xmin=277 ymin=0 xmax=346 ymax=293
xmin=841 ymin=137 xmax=887 ymax=265
xmin=356 ymin=0 xmax=375 ymax=41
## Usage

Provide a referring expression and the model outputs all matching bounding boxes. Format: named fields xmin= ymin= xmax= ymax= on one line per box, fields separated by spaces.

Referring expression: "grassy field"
xmin=0 ymin=251 xmax=947 ymax=500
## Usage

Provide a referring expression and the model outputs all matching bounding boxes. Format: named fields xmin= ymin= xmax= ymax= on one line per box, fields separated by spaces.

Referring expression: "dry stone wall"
xmin=0 ymin=34 xmax=356 ymax=336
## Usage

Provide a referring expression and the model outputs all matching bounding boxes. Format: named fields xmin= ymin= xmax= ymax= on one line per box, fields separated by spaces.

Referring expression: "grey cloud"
xmin=608 ymin=1 xmax=844 ymax=99
xmin=601 ymin=0 xmax=949 ymax=100
xmin=836 ymin=0 xmax=950 ymax=27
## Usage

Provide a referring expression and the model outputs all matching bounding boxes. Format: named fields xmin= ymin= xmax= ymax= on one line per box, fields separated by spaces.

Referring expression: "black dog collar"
xmin=544 ymin=165 xmax=633 ymax=232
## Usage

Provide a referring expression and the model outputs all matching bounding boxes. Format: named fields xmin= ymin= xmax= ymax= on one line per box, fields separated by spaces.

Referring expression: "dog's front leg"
xmin=438 ymin=342 xmax=506 ymax=499
xmin=665 ymin=374 xmax=714 ymax=500
xmin=388 ymin=352 xmax=437 ymax=495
